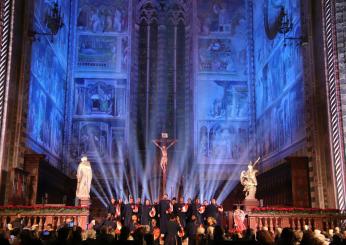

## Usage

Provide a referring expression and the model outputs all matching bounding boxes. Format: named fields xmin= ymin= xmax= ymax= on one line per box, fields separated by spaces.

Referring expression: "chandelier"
xmin=278 ymin=7 xmax=307 ymax=46
xmin=28 ymin=1 xmax=64 ymax=40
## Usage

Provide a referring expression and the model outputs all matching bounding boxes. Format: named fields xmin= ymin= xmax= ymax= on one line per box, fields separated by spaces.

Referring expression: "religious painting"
xmin=74 ymin=78 xmax=126 ymax=118
xmin=255 ymin=86 xmax=305 ymax=158
xmin=197 ymin=80 xmax=248 ymax=120
xmin=30 ymin=38 xmax=66 ymax=112
xmin=197 ymin=121 xmax=248 ymax=164
xmin=77 ymin=35 xmax=117 ymax=70
xmin=77 ymin=0 xmax=128 ymax=33
xmin=121 ymin=37 xmax=129 ymax=72
xmin=253 ymin=0 xmax=305 ymax=160
xmin=27 ymin=78 xmax=46 ymax=144
xmin=27 ymin=79 xmax=64 ymax=158
xmin=111 ymin=128 xmax=125 ymax=161
xmin=198 ymin=38 xmax=246 ymax=76
xmin=79 ymin=122 xmax=109 ymax=158
xmin=27 ymin=30 xmax=66 ymax=159
xmin=50 ymin=109 xmax=64 ymax=156
xmin=289 ymin=82 xmax=305 ymax=143
xmin=197 ymin=0 xmax=245 ymax=35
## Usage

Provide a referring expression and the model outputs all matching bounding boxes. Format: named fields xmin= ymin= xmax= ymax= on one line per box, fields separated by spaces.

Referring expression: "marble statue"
xmin=76 ymin=156 xmax=93 ymax=199
xmin=240 ymin=157 xmax=260 ymax=200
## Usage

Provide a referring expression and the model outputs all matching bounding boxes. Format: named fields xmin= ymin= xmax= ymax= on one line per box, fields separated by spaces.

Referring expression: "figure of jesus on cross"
xmin=152 ymin=133 xmax=176 ymax=194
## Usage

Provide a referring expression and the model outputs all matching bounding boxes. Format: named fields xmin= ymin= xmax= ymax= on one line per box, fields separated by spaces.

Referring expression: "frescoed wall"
xmin=75 ymin=0 xmax=128 ymax=72
xmin=25 ymin=0 xmax=307 ymax=186
xmin=70 ymin=78 xmax=126 ymax=162
xmin=76 ymin=0 xmax=128 ymax=33
xmin=26 ymin=0 xmax=70 ymax=162
xmin=69 ymin=0 xmax=130 ymax=165
xmin=253 ymin=0 xmax=305 ymax=158
xmin=195 ymin=0 xmax=249 ymax=165
xmin=74 ymin=79 xmax=126 ymax=117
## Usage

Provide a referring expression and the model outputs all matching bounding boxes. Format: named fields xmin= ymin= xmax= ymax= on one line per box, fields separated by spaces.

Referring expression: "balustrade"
xmin=246 ymin=212 xmax=346 ymax=232
xmin=0 ymin=206 xmax=89 ymax=230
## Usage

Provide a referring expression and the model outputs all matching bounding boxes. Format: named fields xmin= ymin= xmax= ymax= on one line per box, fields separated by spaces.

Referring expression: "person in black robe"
xmin=206 ymin=198 xmax=218 ymax=222
xmin=107 ymin=197 xmax=116 ymax=216
xmin=159 ymin=193 xmax=170 ymax=234
xmin=176 ymin=197 xmax=187 ymax=228
xmin=102 ymin=213 xmax=116 ymax=228
xmin=186 ymin=214 xmax=199 ymax=245
xmin=153 ymin=226 xmax=161 ymax=245
xmin=202 ymin=200 xmax=209 ymax=224
xmin=186 ymin=198 xmax=193 ymax=222
xmin=123 ymin=196 xmax=134 ymax=227
xmin=118 ymin=198 xmax=124 ymax=222
xmin=129 ymin=214 xmax=139 ymax=234
xmin=150 ymin=218 xmax=158 ymax=233
xmin=172 ymin=197 xmax=178 ymax=215
xmin=191 ymin=198 xmax=202 ymax=225
xmin=141 ymin=199 xmax=151 ymax=226
xmin=154 ymin=199 xmax=160 ymax=221
xmin=134 ymin=197 xmax=142 ymax=222
xmin=165 ymin=215 xmax=180 ymax=245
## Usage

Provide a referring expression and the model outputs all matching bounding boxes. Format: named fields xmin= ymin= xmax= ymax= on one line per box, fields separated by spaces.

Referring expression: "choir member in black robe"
xmin=141 ymin=199 xmax=151 ymax=225
xmin=206 ymin=198 xmax=218 ymax=221
xmin=186 ymin=198 xmax=193 ymax=222
xmin=118 ymin=198 xmax=124 ymax=221
xmin=177 ymin=197 xmax=187 ymax=228
xmin=172 ymin=197 xmax=178 ymax=215
xmin=107 ymin=197 xmax=116 ymax=216
xmin=153 ymin=226 xmax=161 ymax=245
xmin=123 ymin=196 xmax=134 ymax=227
xmin=154 ymin=199 xmax=160 ymax=221
xmin=202 ymin=200 xmax=209 ymax=224
xmin=191 ymin=198 xmax=202 ymax=225
xmin=129 ymin=214 xmax=139 ymax=234
xmin=186 ymin=214 xmax=199 ymax=245
xmin=102 ymin=213 xmax=116 ymax=228
xmin=150 ymin=218 xmax=158 ymax=233
xmin=165 ymin=215 xmax=180 ymax=245
xmin=134 ymin=197 xmax=141 ymax=221
xmin=159 ymin=193 xmax=170 ymax=234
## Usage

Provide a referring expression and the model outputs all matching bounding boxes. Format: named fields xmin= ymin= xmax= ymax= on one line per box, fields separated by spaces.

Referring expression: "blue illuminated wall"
xmin=24 ymin=0 xmax=308 ymax=200
xmin=253 ymin=0 xmax=305 ymax=159
xmin=69 ymin=0 xmax=129 ymax=165
xmin=195 ymin=0 xmax=249 ymax=165
xmin=26 ymin=0 xmax=70 ymax=164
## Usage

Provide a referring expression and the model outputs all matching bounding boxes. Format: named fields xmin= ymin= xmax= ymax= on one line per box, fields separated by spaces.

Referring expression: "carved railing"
xmin=246 ymin=208 xmax=346 ymax=232
xmin=0 ymin=205 xmax=89 ymax=230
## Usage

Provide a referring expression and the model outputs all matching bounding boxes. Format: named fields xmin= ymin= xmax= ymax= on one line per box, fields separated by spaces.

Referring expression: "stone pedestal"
xmin=79 ymin=197 xmax=90 ymax=207
xmin=242 ymin=198 xmax=259 ymax=212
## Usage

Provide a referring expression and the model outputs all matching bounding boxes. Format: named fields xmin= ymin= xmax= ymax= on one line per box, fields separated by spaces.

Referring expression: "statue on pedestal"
xmin=240 ymin=157 xmax=260 ymax=200
xmin=76 ymin=156 xmax=92 ymax=201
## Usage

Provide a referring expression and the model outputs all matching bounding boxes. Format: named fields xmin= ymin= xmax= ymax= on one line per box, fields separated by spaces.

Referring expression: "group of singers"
xmin=105 ymin=193 xmax=224 ymax=242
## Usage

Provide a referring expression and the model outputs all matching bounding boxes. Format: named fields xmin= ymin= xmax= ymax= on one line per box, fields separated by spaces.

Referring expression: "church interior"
xmin=0 ymin=0 xmax=346 ymax=244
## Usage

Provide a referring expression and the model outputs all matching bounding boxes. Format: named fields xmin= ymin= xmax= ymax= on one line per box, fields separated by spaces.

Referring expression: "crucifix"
xmin=152 ymin=133 xmax=177 ymax=196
